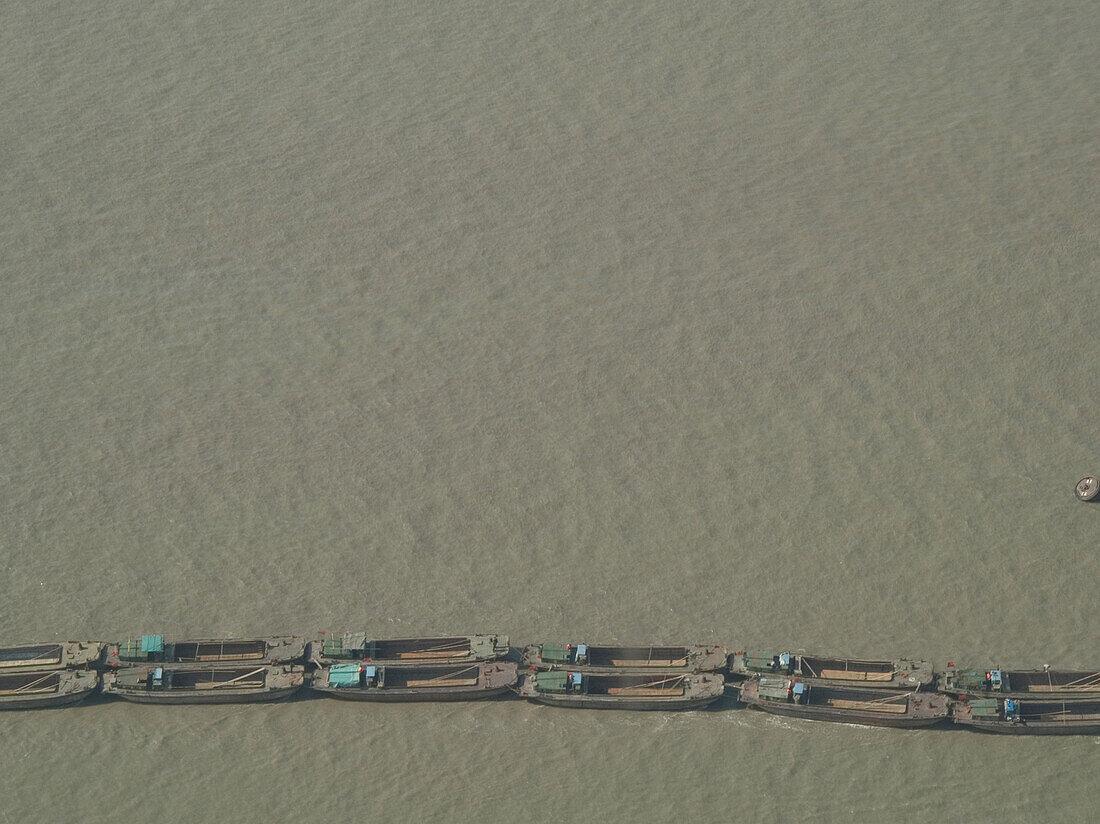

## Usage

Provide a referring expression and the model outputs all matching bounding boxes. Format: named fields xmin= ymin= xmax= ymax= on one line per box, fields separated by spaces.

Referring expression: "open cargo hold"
xmin=800 ymin=656 xmax=894 ymax=681
xmin=311 ymin=661 xmax=518 ymax=702
xmin=728 ymin=650 xmax=932 ymax=689
xmin=0 ymin=670 xmax=99 ymax=710
xmin=312 ymin=634 xmax=509 ymax=664
xmin=939 ymin=667 xmax=1100 ymax=698
xmin=101 ymin=664 xmax=304 ymax=705
xmin=106 ymin=636 xmax=306 ymax=666
xmin=0 ymin=642 xmax=103 ymax=671
xmin=952 ymin=696 xmax=1100 ymax=735
xmin=522 ymin=643 xmax=727 ymax=673
xmin=737 ymin=676 xmax=949 ymax=728
xmin=517 ymin=670 xmax=725 ymax=710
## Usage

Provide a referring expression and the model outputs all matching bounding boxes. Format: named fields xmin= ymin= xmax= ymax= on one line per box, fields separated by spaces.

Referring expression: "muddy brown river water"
xmin=1 ymin=2 xmax=1097 ymax=820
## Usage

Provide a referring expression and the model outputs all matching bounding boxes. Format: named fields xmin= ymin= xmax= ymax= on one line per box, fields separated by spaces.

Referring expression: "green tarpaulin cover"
xmin=328 ymin=664 xmax=362 ymax=688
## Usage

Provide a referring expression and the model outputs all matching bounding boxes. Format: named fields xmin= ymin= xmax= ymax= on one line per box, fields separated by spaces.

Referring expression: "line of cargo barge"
xmin=3 ymin=633 xmax=1099 ymax=734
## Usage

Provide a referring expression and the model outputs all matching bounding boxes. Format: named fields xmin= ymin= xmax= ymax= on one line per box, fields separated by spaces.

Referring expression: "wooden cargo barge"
xmin=311 ymin=661 xmax=517 ymax=702
xmin=728 ymin=650 xmax=932 ymax=689
xmin=952 ymin=696 xmax=1100 ymax=735
xmin=105 ymin=635 xmax=306 ymax=667
xmin=938 ymin=666 xmax=1100 ymax=699
xmin=0 ymin=642 xmax=103 ymax=671
xmin=737 ymin=676 xmax=949 ymax=728
xmin=310 ymin=633 xmax=508 ymax=665
xmin=101 ymin=664 xmax=305 ymax=704
xmin=517 ymin=670 xmax=724 ymax=710
xmin=523 ymin=643 xmax=727 ymax=674
xmin=0 ymin=670 xmax=99 ymax=710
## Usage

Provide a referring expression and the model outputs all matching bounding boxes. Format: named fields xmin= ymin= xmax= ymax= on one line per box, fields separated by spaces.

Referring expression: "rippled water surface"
xmin=1 ymin=2 xmax=1097 ymax=821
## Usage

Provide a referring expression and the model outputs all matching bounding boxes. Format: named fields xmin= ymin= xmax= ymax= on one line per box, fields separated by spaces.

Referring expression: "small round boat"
xmin=1076 ymin=476 xmax=1099 ymax=502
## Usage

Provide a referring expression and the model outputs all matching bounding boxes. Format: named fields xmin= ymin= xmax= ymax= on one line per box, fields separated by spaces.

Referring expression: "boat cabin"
xmin=733 ymin=651 xmax=796 ymax=674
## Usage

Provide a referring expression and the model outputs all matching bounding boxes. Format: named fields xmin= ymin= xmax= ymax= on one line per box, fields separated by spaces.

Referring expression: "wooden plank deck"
xmin=819 ymin=669 xmax=893 ymax=681
xmin=405 ymin=677 xmax=479 ymax=688
xmin=824 ymin=698 xmax=907 ymax=714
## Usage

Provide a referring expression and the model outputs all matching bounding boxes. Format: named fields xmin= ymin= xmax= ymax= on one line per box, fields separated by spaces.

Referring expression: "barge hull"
xmin=312 ymin=684 xmax=513 ymax=702
xmin=106 ymin=685 xmax=302 ymax=705
xmin=741 ymin=698 xmax=947 ymax=729
xmin=0 ymin=687 xmax=98 ymax=710
xmin=523 ymin=644 xmax=727 ymax=674
xmin=728 ymin=652 xmax=932 ymax=689
xmin=524 ymin=693 xmax=721 ymax=711
xmin=955 ymin=719 xmax=1100 ymax=735
xmin=0 ymin=671 xmax=99 ymax=710
xmin=0 ymin=642 xmax=103 ymax=672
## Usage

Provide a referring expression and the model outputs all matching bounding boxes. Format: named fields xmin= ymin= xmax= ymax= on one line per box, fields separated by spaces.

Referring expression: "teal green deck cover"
xmin=535 ymin=671 xmax=569 ymax=693
xmin=954 ymin=670 xmax=988 ymax=688
xmin=540 ymin=643 xmax=569 ymax=663
xmin=757 ymin=678 xmax=790 ymax=701
xmin=342 ymin=632 xmax=367 ymax=653
xmin=324 ymin=634 xmax=368 ymax=658
xmin=968 ymin=698 xmax=999 ymax=717
xmin=327 ymin=664 xmax=362 ymax=688
xmin=119 ymin=635 xmax=164 ymax=660
xmin=117 ymin=639 xmax=143 ymax=660
xmin=740 ymin=651 xmax=776 ymax=671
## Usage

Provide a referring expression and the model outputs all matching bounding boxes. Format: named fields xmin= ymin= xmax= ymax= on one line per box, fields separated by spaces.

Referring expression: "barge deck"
xmin=523 ymin=643 xmax=727 ymax=674
xmin=0 ymin=670 xmax=99 ymax=710
xmin=311 ymin=661 xmax=517 ymax=701
xmin=738 ymin=676 xmax=948 ymax=728
xmin=102 ymin=664 xmax=305 ymax=704
xmin=518 ymin=670 xmax=724 ymax=710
